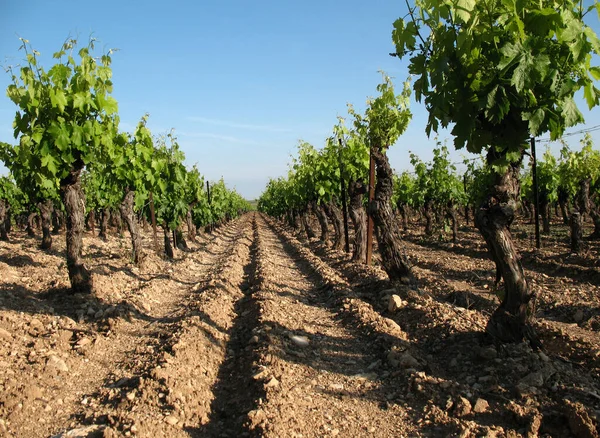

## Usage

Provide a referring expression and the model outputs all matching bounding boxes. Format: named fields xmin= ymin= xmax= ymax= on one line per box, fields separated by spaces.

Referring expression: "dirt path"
xmin=243 ymin=214 xmax=417 ymax=437
xmin=2 ymin=213 xmax=600 ymax=437
xmin=0 ymin=217 xmax=250 ymax=437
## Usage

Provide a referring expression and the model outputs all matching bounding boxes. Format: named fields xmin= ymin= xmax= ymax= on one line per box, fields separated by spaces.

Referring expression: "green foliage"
xmin=392 ymin=171 xmax=417 ymax=207
xmin=0 ymin=175 xmax=27 ymax=215
xmin=409 ymin=143 xmax=465 ymax=209
xmin=392 ymin=0 xmax=600 ymax=168
xmin=558 ymin=134 xmax=600 ymax=198
xmin=463 ymin=157 xmax=494 ymax=207
xmin=349 ymin=73 xmax=412 ymax=150
xmin=152 ymin=133 xmax=188 ymax=231
xmin=537 ymin=148 xmax=559 ymax=204
xmin=6 ymin=38 xmax=118 ymax=185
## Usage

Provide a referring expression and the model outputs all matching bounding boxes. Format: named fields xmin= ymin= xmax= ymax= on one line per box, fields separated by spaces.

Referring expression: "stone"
xmin=388 ymin=295 xmax=406 ymax=312
xmin=453 ymin=396 xmax=472 ymax=417
xmin=164 ymin=415 xmax=179 ymax=425
xmin=574 ymin=309 xmax=585 ymax=323
xmin=398 ymin=352 xmax=420 ymax=368
xmin=51 ymin=425 xmax=103 ymax=437
xmin=0 ymin=327 xmax=12 ymax=341
xmin=29 ymin=318 xmax=45 ymax=335
xmin=479 ymin=346 xmax=498 ymax=360
xmin=76 ymin=337 xmax=92 ymax=347
xmin=519 ymin=371 xmax=544 ymax=388
xmin=46 ymin=355 xmax=69 ymax=373
xmin=473 ymin=398 xmax=489 ymax=413
xmin=289 ymin=334 xmax=310 ymax=348
xmin=265 ymin=377 xmax=279 ymax=388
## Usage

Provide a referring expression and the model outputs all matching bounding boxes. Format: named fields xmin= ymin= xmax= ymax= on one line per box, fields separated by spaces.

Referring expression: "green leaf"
xmin=561 ymin=97 xmax=583 ymax=128
xmin=49 ymin=88 xmax=67 ymax=113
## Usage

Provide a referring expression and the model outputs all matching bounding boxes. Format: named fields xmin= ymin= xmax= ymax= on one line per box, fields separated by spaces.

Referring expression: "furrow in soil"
xmin=247 ymin=214 xmax=418 ymax=437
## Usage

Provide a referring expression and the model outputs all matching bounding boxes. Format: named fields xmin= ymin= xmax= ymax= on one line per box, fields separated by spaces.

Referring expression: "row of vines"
xmin=0 ymin=38 xmax=251 ymax=293
xmin=259 ymin=0 xmax=600 ymax=349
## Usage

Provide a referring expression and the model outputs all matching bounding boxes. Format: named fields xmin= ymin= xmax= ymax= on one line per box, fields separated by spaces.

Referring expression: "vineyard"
xmin=1 ymin=1 xmax=600 ymax=437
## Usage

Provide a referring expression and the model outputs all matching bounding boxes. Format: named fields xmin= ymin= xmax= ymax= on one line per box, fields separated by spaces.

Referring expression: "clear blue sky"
xmin=1 ymin=0 xmax=600 ymax=199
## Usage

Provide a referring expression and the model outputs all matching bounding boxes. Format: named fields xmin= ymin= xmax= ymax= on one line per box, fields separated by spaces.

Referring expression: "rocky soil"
xmin=0 ymin=212 xmax=599 ymax=437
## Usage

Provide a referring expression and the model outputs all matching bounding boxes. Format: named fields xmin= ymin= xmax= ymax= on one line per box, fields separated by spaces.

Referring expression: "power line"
xmin=537 ymin=124 xmax=600 ymax=143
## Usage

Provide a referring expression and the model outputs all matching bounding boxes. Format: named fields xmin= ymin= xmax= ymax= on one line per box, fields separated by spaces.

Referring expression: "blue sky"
xmin=1 ymin=0 xmax=600 ymax=199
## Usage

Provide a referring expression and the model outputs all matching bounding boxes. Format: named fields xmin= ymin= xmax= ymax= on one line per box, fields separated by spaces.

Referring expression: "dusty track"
xmin=1 ymin=212 xmax=600 ymax=437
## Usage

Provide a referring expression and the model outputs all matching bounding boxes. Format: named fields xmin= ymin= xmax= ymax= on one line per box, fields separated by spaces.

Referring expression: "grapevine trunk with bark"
xmin=371 ymin=147 xmax=416 ymax=286
xmin=0 ymin=199 xmax=8 ymax=241
xmin=423 ymin=200 xmax=433 ymax=236
xmin=38 ymin=199 xmax=54 ymax=250
xmin=397 ymin=201 xmax=409 ymax=231
xmin=26 ymin=212 xmax=36 ymax=236
xmin=446 ymin=201 xmax=458 ymax=243
xmin=60 ymin=161 xmax=93 ymax=294
xmin=120 ymin=190 xmax=145 ymax=265
xmin=99 ymin=209 xmax=110 ymax=240
xmin=540 ymin=195 xmax=550 ymax=234
xmin=313 ymin=201 xmax=329 ymax=242
xmin=348 ymin=180 xmax=367 ymax=263
xmin=186 ymin=208 xmax=197 ymax=243
xmin=475 ymin=153 xmax=539 ymax=348
xmin=571 ymin=212 xmax=583 ymax=253
xmin=302 ymin=207 xmax=316 ymax=239
xmin=163 ymin=226 xmax=174 ymax=259
xmin=324 ymin=200 xmax=344 ymax=251
xmin=558 ymin=189 xmax=570 ymax=225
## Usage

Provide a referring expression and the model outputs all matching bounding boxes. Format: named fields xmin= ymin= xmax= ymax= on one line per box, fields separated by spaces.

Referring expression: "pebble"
xmin=388 ymin=295 xmax=406 ymax=312
xmin=265 ymin=377 xmax=279 ymax=388
xmin=289 ymin=335 xmax=310 ymax=348
xmin=453 ymin=396 xmax=472 ymax=417
xmin=473 ymin=398 xmax=489 ymax=413
xmin=0 ymin=327 xmax=12 ymax=341
xmin=46 ymin=355 xmax=69 ymax=373
xmin=573 ymin=309 xmax=584 ymax=323
xmin=479 ymin=346 xmax=498 ymax=360
xmin=76 ymin=337 xmax=91 ymax=347
xmin=164 ymin=415 xmax=179 ymax=425
xmin=399 ymin=352 xmax=420 ymax=368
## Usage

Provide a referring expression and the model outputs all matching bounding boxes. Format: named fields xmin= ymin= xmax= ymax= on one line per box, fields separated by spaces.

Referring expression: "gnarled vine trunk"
xmin=446 ymin=201 xmax=458 ymax=243
xmin=0 ymin=199 xmax=8 ymax=241
xmin=302 ymin=207 xmax=316 ymax=239
xmin=313 ymin=201 xmax=329 ymax=243
xmin=186 ymin=208 xmax=197 ymax=243
xmin=38 ymin=199 xmax=54 ymax=250
xmin=4 ymin=205 xmax=11 ymax=235
xmin=60 ymin=161 xmax=93 ymax=294
xmin=397 ymin=202 xmax=409 ymax=231
xmin=423 ymin=200 xmax=433 ymax=236
xmin=163 ymin=226 xmax=174 ymax=259
xmin=348 ymin=180 xmax=367 ymax=263
xmin=475 ymin=153 xmax=539 ymax=348
xmin=540 ymin=195 xmax=550 ymax=234
xmin=323 ymin=200 xmax=344 ymax=251
xmin=114 ymin=209 xmax=123 ymax=237
xmin=371 ymin=148 xmax=416 ymax=286
xmin=571 ymin=212 xmax=583 ymax=253
xmin=558 ymin=189 xmax=570 ymax=225
xmin=99 ymin=209 xmax=110 ymax=241
xmin=52 ymin=209 xmax=63 ymax=234
xmin=26 ymin=212 xmax=36 ymax=237
xmin=120 ymin=190 xmax=145 ymax=265
xmin=176 ymin=227 xmax=187 ymax=250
